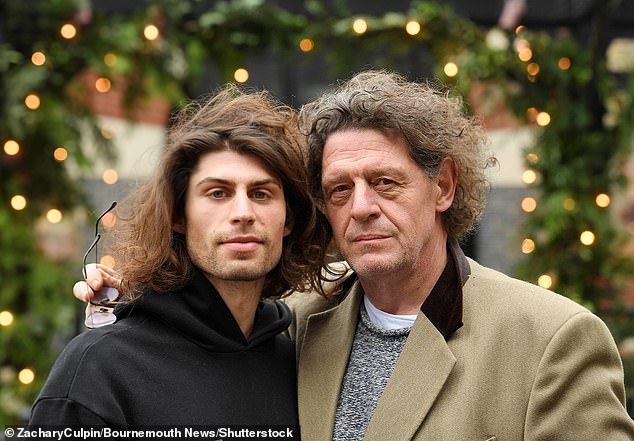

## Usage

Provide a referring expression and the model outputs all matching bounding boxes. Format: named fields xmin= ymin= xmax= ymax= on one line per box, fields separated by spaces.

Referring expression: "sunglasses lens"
xmin=94 ymin=287 xmax=120 ymax=303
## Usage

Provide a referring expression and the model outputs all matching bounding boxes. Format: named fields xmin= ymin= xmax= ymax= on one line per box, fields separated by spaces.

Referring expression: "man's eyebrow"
xmin=194 ymin=177 xmax=282 ymax=188
xmin=321 ymin=175 xmax=344 ymax=188
xmin=322 ymin=167 xmax=407 ymax=186
xmin=251 ymin=178 xmax=282 ymax=187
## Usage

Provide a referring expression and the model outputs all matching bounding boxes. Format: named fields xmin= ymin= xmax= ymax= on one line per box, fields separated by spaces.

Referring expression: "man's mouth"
xmin=351 ymin=234 xmax=390 ymax=243
xmin=221 ymin=236 xmax=262 ymax=252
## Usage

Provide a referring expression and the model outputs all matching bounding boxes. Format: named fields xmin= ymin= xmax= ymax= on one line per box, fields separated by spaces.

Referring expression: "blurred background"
xmin=1 ymin=0 xmax=634 ymax=424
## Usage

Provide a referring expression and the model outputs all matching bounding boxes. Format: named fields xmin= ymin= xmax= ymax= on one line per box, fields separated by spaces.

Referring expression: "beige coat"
xmin=286 ymin=258 xmax=634 ymax=440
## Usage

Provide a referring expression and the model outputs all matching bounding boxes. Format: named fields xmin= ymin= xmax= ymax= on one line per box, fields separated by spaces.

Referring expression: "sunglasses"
xmin=82 ymin=201 xmax=121 ymax=329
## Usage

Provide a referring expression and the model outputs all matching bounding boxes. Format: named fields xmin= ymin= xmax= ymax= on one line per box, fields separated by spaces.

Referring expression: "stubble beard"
xmin=347 ymin=253 xmax=406 ymax=278
xmin=188 ymin=242 xmax=280 ymax=283
xmin=343 ymin=240 xmax=423 ymax=280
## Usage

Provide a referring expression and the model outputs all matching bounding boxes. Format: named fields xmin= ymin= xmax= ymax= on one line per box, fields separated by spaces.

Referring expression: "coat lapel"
xmin=363 ymin=313 xmax=456 ymax=440
xmin=297 ymin=281 xmax=364 ymax=441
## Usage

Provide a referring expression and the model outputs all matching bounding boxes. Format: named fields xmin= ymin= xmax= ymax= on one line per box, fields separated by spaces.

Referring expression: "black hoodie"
xmin=29 ymin=269 xmax=299 ymax=428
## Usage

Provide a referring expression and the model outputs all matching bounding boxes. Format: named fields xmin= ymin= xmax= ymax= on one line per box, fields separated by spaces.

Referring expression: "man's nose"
xmin=229 ymin=193 xmax=256 ymax=224
xmin=350 ymin=183 xmax=381 ymax=221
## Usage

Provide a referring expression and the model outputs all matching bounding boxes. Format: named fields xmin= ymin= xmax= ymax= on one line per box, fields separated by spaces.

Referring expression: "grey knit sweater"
xmin=332 ymin=304 xmax=412 ymax=441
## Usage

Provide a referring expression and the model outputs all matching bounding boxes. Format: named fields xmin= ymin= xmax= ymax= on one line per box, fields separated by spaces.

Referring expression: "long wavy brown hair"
xmin=109 ymin=85 xmax=331 ymax=299
xmin=300 ymin=70 xmax=497 ymax=240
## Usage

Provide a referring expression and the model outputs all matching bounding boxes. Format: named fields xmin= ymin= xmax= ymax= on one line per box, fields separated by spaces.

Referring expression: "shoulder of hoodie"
xmin=54 ymin=314 xmax=149 ymax=369
xmin=33 ymin=314 xmax=150 ymax=403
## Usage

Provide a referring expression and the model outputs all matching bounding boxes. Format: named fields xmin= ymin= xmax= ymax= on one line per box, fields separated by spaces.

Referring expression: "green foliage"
xmin=455 ymin=25 xmax=634 ymax=307
xmin=0 ymin=210 xmax=77 ymax=426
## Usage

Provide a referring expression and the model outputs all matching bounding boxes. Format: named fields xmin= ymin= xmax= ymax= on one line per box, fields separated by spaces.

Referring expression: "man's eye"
xmin=327 ymin=185 xmax=352 ymax=203
xmin=209 ymin=190 xmax=226 ymax=198
xmin=252 ymin=191 xmax=270 ymax=200
xmin=332 ymin=185 xmax=351 ymax=193
xmin=374 ymin=178 xmax=397 ymax=189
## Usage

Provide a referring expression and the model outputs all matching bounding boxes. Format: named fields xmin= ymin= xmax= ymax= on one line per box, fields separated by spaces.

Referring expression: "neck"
xmin=359 ymin=231 xmax=448 ymax=315
xmin=204 ymin=276 xmax=264 ymax=338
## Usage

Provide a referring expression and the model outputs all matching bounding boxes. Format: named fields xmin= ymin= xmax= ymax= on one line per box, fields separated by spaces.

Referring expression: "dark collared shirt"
xmin=421 ymin=237 xmax=469 ymax=339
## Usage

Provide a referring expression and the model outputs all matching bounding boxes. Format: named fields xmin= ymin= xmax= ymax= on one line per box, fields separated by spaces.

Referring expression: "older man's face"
xmin=320 ymin=128 xmax=454 ymax=280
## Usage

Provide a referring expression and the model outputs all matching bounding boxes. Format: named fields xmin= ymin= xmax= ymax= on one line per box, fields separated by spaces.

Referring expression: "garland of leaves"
xmin=1 ymin=0 xmax=633 ymax=423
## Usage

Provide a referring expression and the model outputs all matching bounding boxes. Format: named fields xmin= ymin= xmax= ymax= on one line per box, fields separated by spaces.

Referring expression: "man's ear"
xmin=283 ymin=205 xmax=294 ymax=237
xmin=284 ymin=204 xmax=295 ymax=237
xmin=436 ymin=157 xmax=457 ymax=213
xmin=284 ymin=224 xmax=293 ymax=237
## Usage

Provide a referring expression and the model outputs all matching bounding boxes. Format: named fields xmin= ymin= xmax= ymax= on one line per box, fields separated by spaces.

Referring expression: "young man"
xmin=288 ymin=70 xmax=634 ymax=440
xmin=29 ymin=87 xmax=329 ymax=428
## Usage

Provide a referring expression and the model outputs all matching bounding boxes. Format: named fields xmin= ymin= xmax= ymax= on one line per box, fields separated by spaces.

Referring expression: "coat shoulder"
xmin=459 ymin=258 xmax=606 ymax=357
xmin=465 ymin=258 xmax=590 ymax=324
xmin=283 ymin=261 xmax=354 ymax=343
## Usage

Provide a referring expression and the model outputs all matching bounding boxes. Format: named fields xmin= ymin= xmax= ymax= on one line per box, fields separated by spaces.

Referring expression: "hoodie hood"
xmin=118 ymin=269 xmax=292 ymax=353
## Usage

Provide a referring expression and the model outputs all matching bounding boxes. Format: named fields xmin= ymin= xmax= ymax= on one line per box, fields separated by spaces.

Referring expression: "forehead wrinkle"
xmin=323 ymin=129 xmax=407 ymax=165
xmin=323 ymin=142 xmax=396 ymax=164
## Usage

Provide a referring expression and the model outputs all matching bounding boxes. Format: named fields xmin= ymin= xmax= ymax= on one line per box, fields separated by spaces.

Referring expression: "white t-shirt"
xmin=363 ymin=295 xmax=418 ymax=330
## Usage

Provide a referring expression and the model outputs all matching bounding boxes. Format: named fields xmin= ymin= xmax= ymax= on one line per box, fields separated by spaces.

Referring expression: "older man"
xmin=288 ymin=71 xmax=634 ymax=440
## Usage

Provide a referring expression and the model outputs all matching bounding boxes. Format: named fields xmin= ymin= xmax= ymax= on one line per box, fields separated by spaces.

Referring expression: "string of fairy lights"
xmin=502 ymin=24 xmax=608 ymax=290
xmin=520 ymin=182 xmax=611 ymax=290
xmin=1 ymin=13 xmax=624 ymax=385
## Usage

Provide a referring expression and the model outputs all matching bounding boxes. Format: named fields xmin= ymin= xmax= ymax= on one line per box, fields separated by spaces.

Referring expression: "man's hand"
xmin=73 ymin=263 xmax=122 ymax=302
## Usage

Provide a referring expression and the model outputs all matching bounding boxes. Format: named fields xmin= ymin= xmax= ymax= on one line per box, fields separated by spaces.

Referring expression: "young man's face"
xmin=174 ymin=150 xmax=291 ymax=287
xmin=320 ymin=128 xmax=454 ymax=280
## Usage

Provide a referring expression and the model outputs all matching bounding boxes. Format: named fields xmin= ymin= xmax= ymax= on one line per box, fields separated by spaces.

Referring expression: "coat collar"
xmin=363 ymin=309 xmax=456 ymax=440
xmin=297 ymin=279 xmax=364 ymax=440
